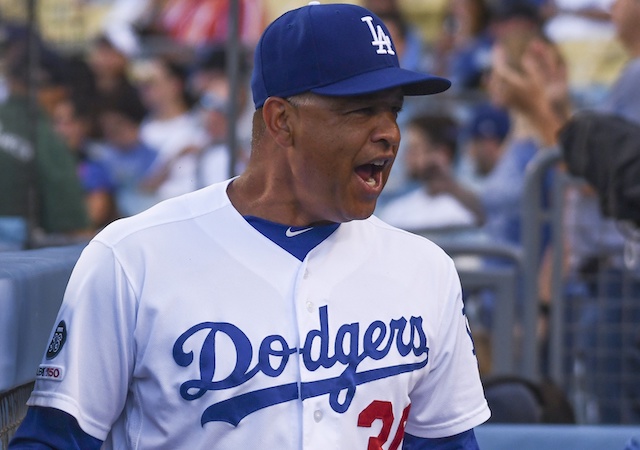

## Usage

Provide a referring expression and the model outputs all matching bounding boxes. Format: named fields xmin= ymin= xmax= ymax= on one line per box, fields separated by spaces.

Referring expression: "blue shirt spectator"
xmin=96 ymin=97 xmax=160 ymax=217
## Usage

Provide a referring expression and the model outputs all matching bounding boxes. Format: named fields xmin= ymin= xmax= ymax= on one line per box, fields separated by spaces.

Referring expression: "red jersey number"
xmin=357 ymin=401 xmax=411 ymax=450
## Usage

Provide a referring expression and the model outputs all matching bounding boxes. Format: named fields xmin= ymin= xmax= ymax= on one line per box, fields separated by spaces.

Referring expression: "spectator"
xmin=188 ymin=43 xmax=251 ymax=101
xmin=0 ymin=40 xmax=90 ymax=250
xmin=364 ymin=9 xmax=432 ymax=202
xmin=195 ymin=90 xmax=249 ymax=188
xmin=457 ymin=102 xmax=511 ymax=193
xmin=188 ymin=44 xmax=253 ymax=183
xmin=86 ymin=34 xmax=141 ymax=123
xmin=460 ymin=28 xmax=568 ymax=343
xmin=599 ymin=0 xmax=640 ymax=123
xmin=433 ymin=0 xmax=495 ymax=92
xmin=479 ymin=28 xmax=568 ymax=246
xmin=51 ymin=96 xmax=116 ymax=230
xmin=95 ymin=96 xmax=160 ymax=218
xmin=490 ymin=0 xmax=546 ymax=41
xmin=0 ymin=23 xmax=100 ymax=126
xmin=374 ymin=10 xmax=431 ymax=74
xmin=362 ymin=0 xmax=401 ymax=15
xmin=133 ymin=56 xmax=208 ymax=201
xmin=558 ymin=0 xmax=640 ymax=423
xmin=543 ymin=0 xmax=622 ymax=108
xmin=490 ymin=0 xmax=640 ymax=423
xmin=377 ymin=113 xmax=484 ymax=231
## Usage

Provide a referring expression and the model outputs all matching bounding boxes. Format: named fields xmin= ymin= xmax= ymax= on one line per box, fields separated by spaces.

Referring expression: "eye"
xmin=349 ymin=107 xmax=375 ymax=116
xmin=391 ymin=105 xmax=403 ymax=117
xmin=346 ymin=103 xmax=403 ymax=118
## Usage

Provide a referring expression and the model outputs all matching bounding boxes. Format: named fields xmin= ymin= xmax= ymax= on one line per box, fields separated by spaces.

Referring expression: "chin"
xmin=344 ymin=203 xmax=378 ymax=222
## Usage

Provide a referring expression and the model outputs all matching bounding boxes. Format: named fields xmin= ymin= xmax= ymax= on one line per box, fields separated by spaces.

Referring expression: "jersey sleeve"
xmin=405 ymin=257 xmax=490 ymax=438
xmin=9 ymin=406 xmax=103 ymax=449
xmin=26 ymin=240 xmax=138 ymax=441
xmin=402 ymin=429 xmax=479 ymax=450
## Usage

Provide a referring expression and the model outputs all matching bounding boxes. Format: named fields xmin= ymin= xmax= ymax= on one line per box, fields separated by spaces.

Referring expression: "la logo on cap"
xmin=361 ymin=16 xmax=395 ymax=55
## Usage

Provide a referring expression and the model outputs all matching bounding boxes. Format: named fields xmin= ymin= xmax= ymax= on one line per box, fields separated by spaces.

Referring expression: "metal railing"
xmin=520 ymin=148 xmax=563 ymax=379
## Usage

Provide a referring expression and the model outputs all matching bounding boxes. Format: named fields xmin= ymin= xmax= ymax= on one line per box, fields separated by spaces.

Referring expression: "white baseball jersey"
xmin=28 ymin=179 xmax=490 ymax=449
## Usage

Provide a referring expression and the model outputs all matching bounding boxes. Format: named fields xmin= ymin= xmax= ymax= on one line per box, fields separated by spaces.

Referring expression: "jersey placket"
xmin=292 ymin=253 xmax=342 ymax=448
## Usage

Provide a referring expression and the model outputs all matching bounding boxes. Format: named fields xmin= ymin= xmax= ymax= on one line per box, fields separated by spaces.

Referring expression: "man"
xmin=10 ymin=3 xmax=490 ymax=448
xmin=488 ymin=0 xmax=640 ymax=423
xmin=95 ymin=94 xmax=160 ymax=218
xmin=133 ymin=55 xmax=209 ymax=202
xmin=460 ymin=102 xmax=510 ymax=191
xmin=561 ymin=0 xmax=640 ymax=423
xmin=0 ymin=34 xmax=90 ymax=251
xmin=378 ymin=113 xmax=484 ymax=231
xmin=600 ymin=0 xmax=640 ymax=123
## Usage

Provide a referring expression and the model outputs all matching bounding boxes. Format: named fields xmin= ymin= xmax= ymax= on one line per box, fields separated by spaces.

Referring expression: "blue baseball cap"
xmin=251 ymin=2 xmax=451 ymax=108
xmin=468 ymin=103 xmax=510 ymax=141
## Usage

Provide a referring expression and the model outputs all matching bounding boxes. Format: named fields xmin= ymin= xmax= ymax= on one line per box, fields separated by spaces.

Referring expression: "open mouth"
xmin=355 ymin=160 xmax=388 ymax=188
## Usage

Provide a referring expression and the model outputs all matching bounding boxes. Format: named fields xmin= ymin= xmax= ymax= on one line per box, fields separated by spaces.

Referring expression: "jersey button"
xmin=306 ymin=301 xmax=314 ymax=313
xmin=313 ymin=410 xmax=323 ymax=422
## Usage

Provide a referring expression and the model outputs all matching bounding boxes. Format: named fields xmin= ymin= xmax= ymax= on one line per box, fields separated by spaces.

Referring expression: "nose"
xmin=372 ymin=110 xmax=401 ymax=151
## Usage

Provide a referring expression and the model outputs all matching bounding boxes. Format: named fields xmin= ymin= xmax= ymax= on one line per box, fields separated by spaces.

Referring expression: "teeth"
xmin=372 ymin=161 xmax=385 ymax=167
xmin=366 ymin=177 xmax=376 ymax=187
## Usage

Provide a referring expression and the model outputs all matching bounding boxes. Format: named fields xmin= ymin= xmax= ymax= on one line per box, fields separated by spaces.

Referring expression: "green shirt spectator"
xmin=0 ymin=94 xmax=90 ymax=248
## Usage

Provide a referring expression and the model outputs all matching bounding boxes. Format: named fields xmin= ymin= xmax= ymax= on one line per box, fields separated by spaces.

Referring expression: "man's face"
xmin=611 ymin=0 xmax=640 ymax=46
xmin=469 ymin=137 xmax=503 ymax=176
xmin=284 ymin=88 xmax=403 ymax=224
xmin=135 ymin=61 xmax=182 ymax=112
xmin=88 ymin=42 xmax=127 ymax=78
xmin=404 ymin=125 xmax=449 ymax=181
xmin=52 ymin=101 xmax=88 ymax=152
xmin=99 ymin=111 xmax=136 ymax=149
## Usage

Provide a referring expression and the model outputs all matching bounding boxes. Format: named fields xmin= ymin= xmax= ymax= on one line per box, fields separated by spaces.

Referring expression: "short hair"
xmin=491 ymin=0 xmax=544 ymax=28
xmin=100 ymin=92 xmax=147 ymax=125
xmin=408 ymin=114 xmax=459 ymax=159
xmin=285 ymin=92 xmax=317 ymax=108
xmin=167 ymin=57 xmax=199 ymax=108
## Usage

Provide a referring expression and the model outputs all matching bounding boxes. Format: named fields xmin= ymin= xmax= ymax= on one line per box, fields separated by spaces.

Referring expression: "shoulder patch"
xmin=36 ymin=365 xmax=65 ymax=381
xmin=46 ymin=320 xmax=67 ymax=360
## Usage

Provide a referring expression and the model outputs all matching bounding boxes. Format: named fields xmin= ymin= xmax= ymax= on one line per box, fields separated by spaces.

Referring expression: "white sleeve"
xmin=405 ymin=257 xmax=491 ymax=438
xmin=27 ymin=241 xmax=138 ymax=441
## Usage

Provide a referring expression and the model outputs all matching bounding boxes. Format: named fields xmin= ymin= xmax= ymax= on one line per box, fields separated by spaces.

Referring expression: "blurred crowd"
xmin=1 ymin=0 xmax=640 ymax=424
xmin=0 ymin=0 xmax=630 ymax=241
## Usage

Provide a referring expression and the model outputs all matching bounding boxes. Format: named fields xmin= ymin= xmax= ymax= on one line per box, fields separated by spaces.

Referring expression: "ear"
xmin=262 ymin=97 xmax=295 ymax=148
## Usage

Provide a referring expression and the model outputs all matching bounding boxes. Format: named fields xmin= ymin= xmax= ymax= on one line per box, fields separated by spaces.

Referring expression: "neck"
xmin=228 ymin=151 xmax=332 ymax=227
xmin=228 ymin=168 xmax=298 ymax=225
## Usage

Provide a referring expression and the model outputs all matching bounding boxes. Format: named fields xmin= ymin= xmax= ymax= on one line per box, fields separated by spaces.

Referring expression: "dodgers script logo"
xmin=173 ymin=306 xmax=428 ymax=426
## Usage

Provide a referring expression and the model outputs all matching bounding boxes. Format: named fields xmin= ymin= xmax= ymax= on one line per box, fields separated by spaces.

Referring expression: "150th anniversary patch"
xmin=36 ymin=365 xmax=65 ymax=381
xmin=46 ymin=320 xmax=67 ymax=360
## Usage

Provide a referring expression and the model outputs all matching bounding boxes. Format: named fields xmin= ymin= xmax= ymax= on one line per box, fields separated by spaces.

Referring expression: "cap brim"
xmin=310 ymin=67 xmax=451 ymax=98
